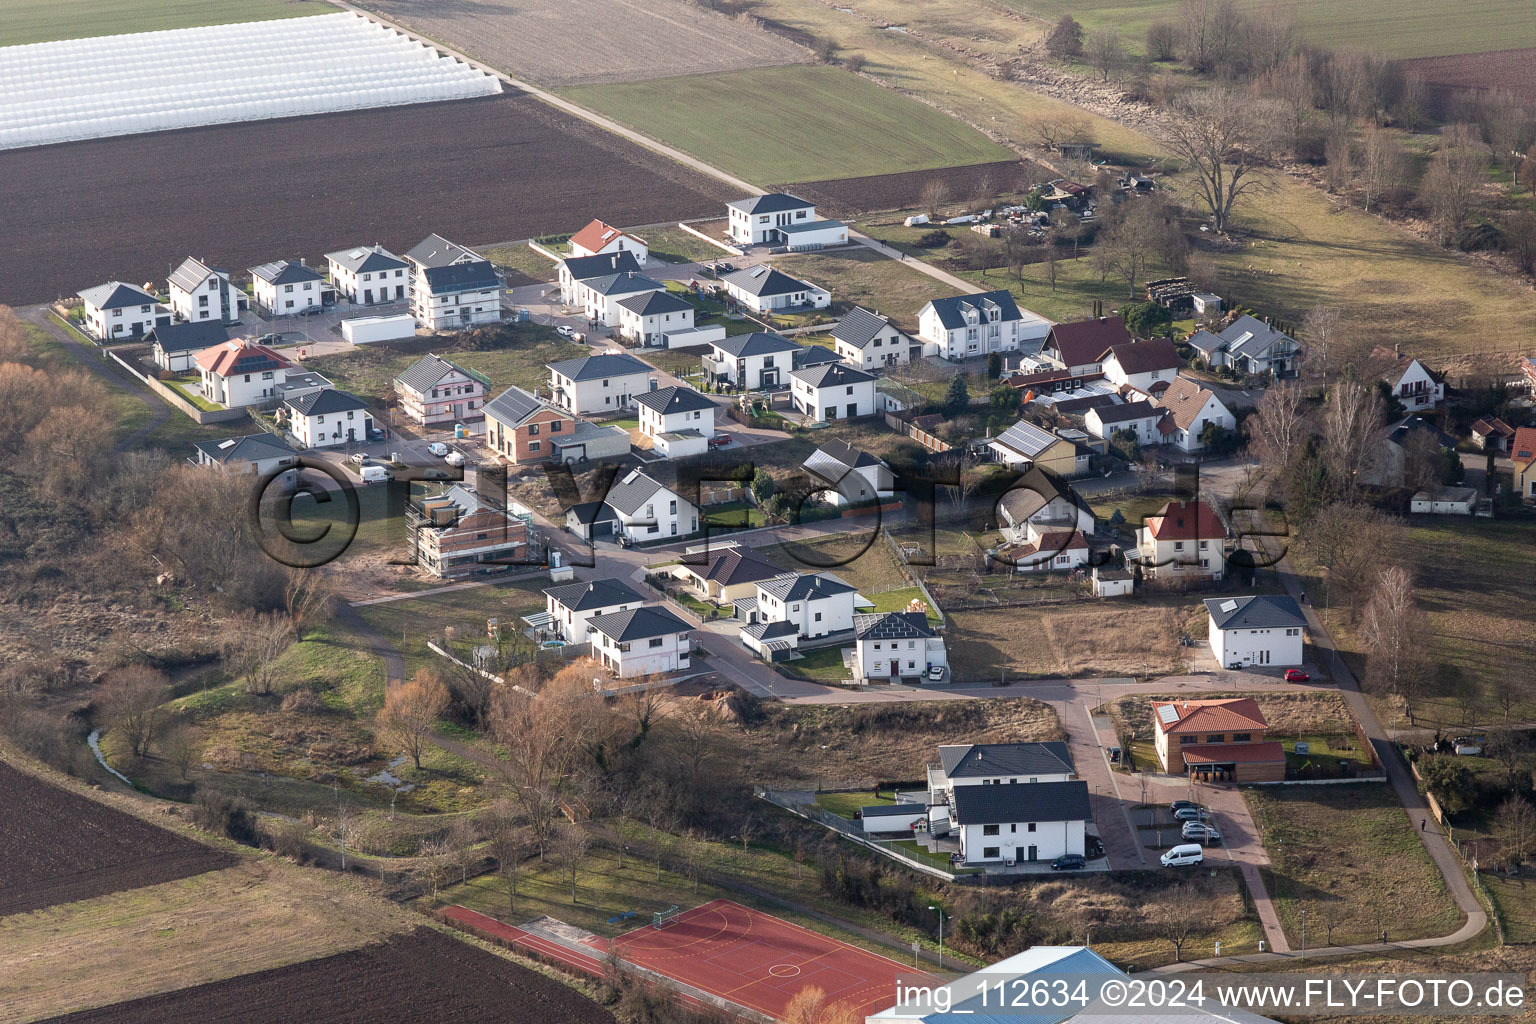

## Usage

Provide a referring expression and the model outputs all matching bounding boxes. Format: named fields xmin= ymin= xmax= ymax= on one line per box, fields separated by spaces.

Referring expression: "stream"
xmin=86 ymin=729 xmax=134 ymax=786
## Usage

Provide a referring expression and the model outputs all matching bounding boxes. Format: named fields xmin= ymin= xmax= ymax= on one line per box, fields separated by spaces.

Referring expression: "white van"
xmin=1161 ymin=844 xmax=1204 ymax=868
xmin=358 ymin=464 xmax=389 ymax=484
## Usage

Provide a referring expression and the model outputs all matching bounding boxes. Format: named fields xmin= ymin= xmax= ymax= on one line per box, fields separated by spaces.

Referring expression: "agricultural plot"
xmin=561 ymin=65 xmax=1013 ymax=185
xmin=785 ymin=159 xmax=1046 ymax=218
xmin=0 ymin=759 xmax=236 ymax=917
xmin=1 ymin=0 xmax=333 ymax=47
xmin=33 ymin=927 xmax=616 ymax=1024
xmin=356 ymin=0 xmax=807 ymax=88
xmin=0 ymin=94 xmax=730 ymax=306
xmin=1399 ymin=48 xmax=1536 ymax=105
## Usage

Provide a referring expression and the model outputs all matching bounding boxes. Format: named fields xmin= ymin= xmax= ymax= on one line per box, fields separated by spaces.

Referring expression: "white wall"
xmin=556 ymin=371 xmax=653 ymax=415
xmin=792 ymin=379 xmax=876 ymax=420
xmin=253 ymin=275 xmax=321 ymax=314
xmin=546 ymin=594 xmax=643 ymax=644
xmin=959 ymin=818 xmax=1083 ymax=863
xmin=291 ymin=406 xmax=369 ymax=448
xmin=616 ymin=490 xmax=699 ymax=543
xmin=1209 ymin=618 xmax=1305 ymax=668
xmin=595 ymin=628 xmax=691 ymax=678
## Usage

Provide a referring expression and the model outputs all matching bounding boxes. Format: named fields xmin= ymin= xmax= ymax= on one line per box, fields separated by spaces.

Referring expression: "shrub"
xmin=1045 ymin=15 xmax=1083 ymax=58
xmin=192 ymin=789 xmax=260 ymax=846
xmin=914 ymin=230 xmax=952 ymax=249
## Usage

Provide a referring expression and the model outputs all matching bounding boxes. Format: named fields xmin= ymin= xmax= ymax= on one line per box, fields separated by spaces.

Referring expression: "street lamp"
xmin=1300 ymin=907 xmax=1307 ymax=958
xmin=928 ymin=904 xmax=945 ymax=968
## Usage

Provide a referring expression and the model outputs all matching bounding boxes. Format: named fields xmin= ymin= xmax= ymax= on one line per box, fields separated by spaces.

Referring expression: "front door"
xmin=363 ymin=288 xmax=373 ymax=304
xmin=846 ymin=404 xmax=857 ymax=417
xmin=453 ymin=403 xmax=464 ymax=419
xmin=1028 ymin=845 xmax=1038 ymax=861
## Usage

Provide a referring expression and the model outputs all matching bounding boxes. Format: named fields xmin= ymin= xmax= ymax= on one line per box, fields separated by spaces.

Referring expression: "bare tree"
xmin=1361 ymin=565 xmax=1427 ymax=712
xmin=1358 ymin=124 xmax=1408 ymax=213
xmin=482 ymin=799 xmax=534 ymax=914
xmin=553 ymin=823 xmax=591 ymax=903
xmin=1323 ymin=127 xmax=1355 ymax=195
xmin=1001 ymin=224 xmax=1036 ymax=288
xmin=1505 ymin=208 xmax=1536 ymax=275
xmin=221 ymin=610 xmax=293 ymax=697
xmin=1257 ymin=54 xmax=1316 ymax=159
xmin=1320 ymin=378 xmax=1384 ymax=502
xmin=1396 ymin=73 xmax=1429 ymax=131
xmin=282 ymin=568 xmax=335 ymax=640
xmin=1521 ymin=143 xmax=1536 ymax=195
xmin=446 ymin=815 xmax=481 ymax=885
xmin=919 ymin=179 xmax=952 ymax=221
xmin=1179 ymin=0 xmax=1216 ymax=72
xmin=1489 ymin=731 xmax=1532 ymax=793
xmin=1160 ymin=88 xmax=1280 ymax=231
xmin=1099 ymin=200 xmax=1173 ymax=298
xmin=1423 ymin=125 xmax=1491 ymax=243
xmin=1245 ymin=381 xmax=1306 ymax=482
xmin=376 ymin=669 xmax=449 ymax=770
xmin=1159 ymin=890 xmax=1198 ymax=960
xmin=160 ymin=723 xmax=203 ymax=781
xmin=1086 ymin=28 xmax=1122 ymax=82
xmin=1146 ymin=21 xmax=1180 ymax=61
xmin=100 ymin=665 xmax=170 ymax=758
xmin=1029 ymin=114 xmax=1095 ymax=154
xmin=1042 ymin=241 xmax=1062 ymax=292
xmin=416 ymin=838 xmax=453 ymax=900
xmin=1301 ymin=305 xmax=1343 ymax=381
xmin=1494 ymin=797 xmax=1536 ymax=869
xmin=1301 ymin=502 xmax=1397 ymax=611
xmin=1242 ymin=0 xmax=1298 ymax=76
xmin=0 ymin=306 xmax=30 ymax=363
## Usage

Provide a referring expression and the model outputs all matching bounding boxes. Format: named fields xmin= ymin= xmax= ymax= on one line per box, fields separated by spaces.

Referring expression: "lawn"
xmin=645 ymin=225 xmax=737 ymax=264
xmin=780 ymin=647 xmax=851 ymax=683
xmin=305 ymin=327 xmax=588 ymax=405
xmin=165 ymin=376 xmax=223 ymax=412
xmin=1482 ymin=873 xmax=1536 ymax=944
xmin=997 ymin=0 xmax=1536 ymax=59
xmin=761 ymin=531 xmax=912 ymax=598
xmin=1246 ymin=783 xmax=1462 ymax=946
xmin=771 ymin=248 xmax=962 ymax=330
xmin=476 ymin=243 xmax=559 ymax=284
xmin=560 ymin=64 xmax=1012 ymax=185
xmin=944 ymin=597 xmax=1202 ymax=681
xmin=640 ymin=344 xmax=712 ymax=381
xmin=814 ymin=791 xmax=894 ymax=818
xmin=862 ymin=586 xmax=941 ymax=622
xmin=1 ymin=0 xmax=334 ymax=45
xmin=353 ymin=578 xmax=548 ymax=681
xmin=705 ymin=501 xmax=769 ymax=529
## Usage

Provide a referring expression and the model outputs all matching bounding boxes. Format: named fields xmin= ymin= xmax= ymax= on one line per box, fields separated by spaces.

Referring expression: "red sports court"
xmin=607 ymin=899 xmax=925 ymax=1019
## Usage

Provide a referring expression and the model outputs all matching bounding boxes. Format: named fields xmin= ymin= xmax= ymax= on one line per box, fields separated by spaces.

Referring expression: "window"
xmin=551 ymin=420 xmax=562 ymax=433
xmin=528 ymin=441 xmax=540 ymax=453
xmin=529 ymin=423 xmax=540 ymax=435
xmin=983 ymin=847 xmax=1000 ymax=859
xmin=983 ymin=824 xmax=1000 ymax=836
xmin=649 ymin=637 xmax=664 ymax=648
xmin=261 ymin=371 xmax=274 ymax=380
xmin=284 ymin=284 xmax=293 ymax=293
xmin=1286 ymin=628 xmax=1300 ymax=636
xmin=1206 ymin=734 xmax=1224 ymax=743
xmin=1232 ymin=732 xmax=1252 ymax=742
xmin=669 ymin=499 xmax=678 ymax=514
xmin=1027 ymin=823 xmax=1036 ymax=833
xmin=1181 ymin=735 xmax=1196 ymax=744
xmin=198 ymin=295 xmax=208 ymax=307
xmin=814 ymin=612 xmax=822 ymax=622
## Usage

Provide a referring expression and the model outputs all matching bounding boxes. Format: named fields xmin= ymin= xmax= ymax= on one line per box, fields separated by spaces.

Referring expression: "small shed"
xmin=1410 ymin=486 xmax=1477 ymax=515
xmin=342 ymin=314 xmax=416 ymax=344
xmin=1092 ymin=566 xmax=1133 ymax=598
xmin=1191 ymin=293 xmax=1223 ymax=315
xmin=859 ymin=802 xmax=927 ymax=835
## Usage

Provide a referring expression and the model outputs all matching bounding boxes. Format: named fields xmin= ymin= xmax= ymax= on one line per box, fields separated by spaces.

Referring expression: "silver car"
xmin=1173 ymin=806 xmax=1207 ymax=822
xmin=1182 ymin=822 xmax=1222 ymax=843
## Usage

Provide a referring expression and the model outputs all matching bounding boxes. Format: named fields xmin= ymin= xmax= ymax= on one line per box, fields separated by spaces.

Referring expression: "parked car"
xmin=297 ymin=305 xmax=323 ymax=316
xmin=708 ymin=433 xmax=732 ymax=449
xmin=1170 ymin=800 xmax=1201 ymax=813
xmin=1051 ymin=854 xmax=1086 ymax=871
xmin=1182 ymin=822 xmax=1222 ymax=843
xmin=926 ymin=665 xmax=945 ymax=682
xmin=1161 ymin=844 xmax=1205 ymax=867
xmin=367 ymin=428 xmax=385 ymax=441
xmin=1284 ymin=669 xmax=1310 ymax=682
xmin=349 ymin=452 xmax=368 ymax=465
xmin=1085 ymin=835 xmax=1105 ymax=860
xmin=256 ymin=333 xmax=281 ymax=345
xmin=444 ymin=451 xmax=466 ymax=466
xmin=1454 ymin=736 xmax=1485 ymax=756
xmin=556 ymin=325 xmax=576 ymax=338
xmin=420 ymin=468 xmax=451 ymax=480
xmin=427 ymin=442 xmax=449 ymax=457
xmin=1173 ymin=806 xmax=1208 ymax=822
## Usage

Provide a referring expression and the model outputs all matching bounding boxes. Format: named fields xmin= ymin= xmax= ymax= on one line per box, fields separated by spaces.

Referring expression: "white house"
xmin=1099 ymin=337 xmax=1181 ymax=393
xmin=774 ymin=218 xmax=849 ymax=251
xmin=1039 ymin=316 xmax=1130 ymax=376
xmin=616 ymin=290 xmax=695 ymax=346
xmin=405 ymin=234 xmax=502 ymax=331
xmin=168 ymin=257 xmax=248 ymax=324
xmin=588 ymin=606 xmax=693 ymax=678
xmin=831 ymin=307 xmax=918 ymax=372
xmin=739 ymin=572 xmax=861 ymax=658
xmin=572 ymin=271 xmax=666 ymax=327
xmin=635 ymin=386 xmax=716 ymax=458
xmin=917 ymin=291 xmax=1049 ymax=361
xmin=1186 ymin=314 xmax=1300 ymax=378
xmin=851 ymin=611 xmax=947 ymax=683
xmin=804 ymin=439 xmax=893 ymax=505
xmin=77 ymin=281 xmax=170 ymax=341
xmin=1154 ymin=375 xmax=1236 ymax=453
xmin=393 ymin=353 xmax=489 ymax=427
xmin=1379 ymin=350 xmax=1445 ymax=412
xmin=703 ymin=332 xmax=802 ymax=390
xmin=249 ymin=260 xmax=324 ymax=315
xmin=726 ymin=193 xmax=817 ymax=245
xmin=192 ymin=433 xmax=299 ymax=476
xmin=996 ymin=466 xmax=1097 ymax=545
xmin=719 ymin=265 xmax=830 ymax=314
xmin=1137 ymin=499 xmax=1227 ymax=580
xmin=1205 ymin=595 xmax=1307 ymax=669
xmin=569 ymin=219 xmax=649 ymax=266
xmin=1004 ymin=528 xmax=1090 ymax=573
xmin=558 ymin=250 xmax=644 ymax=306
xmin=950 ymin=780 xmax=1090 ymax=865
xmin=283 ymin=389 xmax=373 ymax=448
xmin=1084 ymin=399 xmax=1162 ymax=442
xmin=547 ymin=352 xmax=654 ymax=416
xmin=147 ymin=320 xmax=226 ymax=373
xmin=194 ymin=339 xmax=294 ymax=408
xmin=542 ymin=577 xmax=647 ymax=645
xmin=604 ymin=469 xmax=699 ymax=544
xmin=325 ymin=244 xmax=409 ymax=305
xmin=790 ymin=362 xmax=876 ymax=421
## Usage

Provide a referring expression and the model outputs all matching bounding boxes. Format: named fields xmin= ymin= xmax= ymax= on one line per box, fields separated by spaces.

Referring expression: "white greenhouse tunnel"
xmin=0 ymin=13 xmax=502 ymax=150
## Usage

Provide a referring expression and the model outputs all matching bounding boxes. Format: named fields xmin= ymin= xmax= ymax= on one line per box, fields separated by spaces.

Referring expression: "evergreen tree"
xmin=944 ymin=374 xmax=971 ymax=415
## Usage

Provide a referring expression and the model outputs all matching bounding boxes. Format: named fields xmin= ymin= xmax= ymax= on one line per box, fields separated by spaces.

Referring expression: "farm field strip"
xmin=0 ymin=0 xmax=335 ymax=47
xmin=1399 ymin=48 xmax=1536 ymax=104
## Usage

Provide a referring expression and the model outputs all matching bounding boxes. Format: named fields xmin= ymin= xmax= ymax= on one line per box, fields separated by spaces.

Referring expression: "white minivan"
xmin=1161 ymin=844 xmax=1205 ymax=867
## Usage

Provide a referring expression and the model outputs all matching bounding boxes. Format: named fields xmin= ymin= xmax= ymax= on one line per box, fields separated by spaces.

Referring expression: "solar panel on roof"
xmin=1157 ymin=705 xmax=1179 ymax=725
xmin=750 ymin=265 xmax=768 ymax=277
xmin=218 ymin=439 xmax=237 ymax=449
xmin=1220 ymin=599 xmax=1238 ymax=613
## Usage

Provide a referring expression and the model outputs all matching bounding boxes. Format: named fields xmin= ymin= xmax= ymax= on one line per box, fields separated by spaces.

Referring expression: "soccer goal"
xmin=653 ymin=905 xmax=682 ymax=929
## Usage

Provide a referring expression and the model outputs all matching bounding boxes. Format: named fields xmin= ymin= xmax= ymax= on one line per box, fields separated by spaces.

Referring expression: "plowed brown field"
xmin=1 ymin=93 xmax=731 ymax=306
xmin=784 ymin=159 xmax=1048 ymax=217
xmin=1398 ymin=48 xmax=1536 ymax=105
xmin=0 ymin=759 xmax=235 ymax=916
xmin=36 ymin=928 xmax=618 ymax=1024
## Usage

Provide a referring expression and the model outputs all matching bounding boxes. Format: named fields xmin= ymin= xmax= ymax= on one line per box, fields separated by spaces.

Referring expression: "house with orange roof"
xmin=568 ymin=219 xmax=648 ymax=266
xmin=1153 ymin=374 xmax=1235 ymax=453
xmin=194 ymin=338 xmax=295 ymax=408
xmin=1151 ymin=697 xmax=1286 ymax=782
xmin=1513 ymin=427 xmax=1536 ymax=500
xmin=1135 ymin=499 xmax=1227 ymax=580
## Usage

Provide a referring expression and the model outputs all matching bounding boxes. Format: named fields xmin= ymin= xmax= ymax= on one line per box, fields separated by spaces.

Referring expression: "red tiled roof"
xmin=1046 ymin=316 xmax=1131 ymax=368
xmin=1145 ymin=500 xmax=1225 ymax=541
xmin=1179 ymin=741 xmax=1286 ymax=764
xmin=194 ymin=339 xmax=293 ymax=377
xmin=570 ymin=219 xmax=640 ymax=254
xmin=1470 ymin=417 xmax=1514 ymax=439
xmin=1512 ymin=427 xmax=1536 ymax=467
xmin=1152 ymin=697 xmax=1268 ymax=735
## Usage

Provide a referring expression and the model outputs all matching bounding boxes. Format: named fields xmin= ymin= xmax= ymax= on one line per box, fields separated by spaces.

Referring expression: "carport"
xmin=1180 ymin=742 xmax=1286 ymax=783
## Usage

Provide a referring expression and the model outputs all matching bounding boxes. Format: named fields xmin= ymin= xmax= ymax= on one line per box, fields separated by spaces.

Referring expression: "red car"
xmin=708 ymin=433 xmax=732 ymax=449
xmin=1284 ymin=669 xmax=1310 ymax=682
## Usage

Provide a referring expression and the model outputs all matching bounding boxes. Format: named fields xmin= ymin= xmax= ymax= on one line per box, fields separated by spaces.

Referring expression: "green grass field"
xmin=560 ymin=65 xmax=1012 ymax=185
xmin=2 ymin=0 xmax=334 ymax=46
xmin=1001 ymin=0 xmax=1536 ymax=59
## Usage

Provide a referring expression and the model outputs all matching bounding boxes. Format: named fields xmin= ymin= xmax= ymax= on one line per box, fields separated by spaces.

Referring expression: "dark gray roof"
xmin=168 ymin=257 xmax=223 ymax=294
xmin=1387 ymin=415 xmax=1458 ymax=450
xmin=1217 ymin=314 xmax=1295 ymax=360
xmin=581 ymin=272 xmax=663 ymax=298
xmin=728 ymin=192 xmax=813 ymax=215
xmin=939 ymin=742 xmax=1074 ymax=779
xmin=1091 ymin=400 xmax=1158 ymax=424
xmin=1204 ymin=594 xmax=1307 ymax=630
xmin=250 ymin=260 xmax=322 ymax=286
xmin=722 ymin=265 xmax=814 ymax=298
xmin=616 ymin=290 xmax=693 ymax=316
xmin=951 ymin=780 xmax=1092 ymax=826
xmin=758 ymin=572 xmax=857 ymax=603
xmin=406 ymin=234 xmax=476 ymax=268
xmin=923 ymin=290 xmax=1023 ymax=330
xmin=396 ymin=353 xmax=472 ymax=394
xmin=422 ymin=260 xmax=499 ymax=295
xmin=587 ymin=605 xmax=691 ymax=643
xmin=861 ymin=802 xmax=925 ymax=817
xmin=544 ymin=577 xmax=645 ymax=611
xmin=484 ymin=385 xmax=554 ymax=427
xmin=562 ymin=250 xmax=643 ymax=281
xmin=79 ymin=281 xmax=157 ymax=309
xmin=853 ymin=611 xmax=933 ymax=640
xmin=742 ymin=619 xmax=800 ymax=642
xmin=711 ymin=332 xmax=801 ymax=358
xmin=808 ymin=438 xmax=880 ymax=472
xmin=284 ymin=389 xmax=369 ymax=417
xmin=833 ymin=307 xmax=904 ymax=349
xmin=796 ymin=346 xmax=841 ymax=367
xmin=147 ymin=320 xmax=226 ymax=353
xmin=604 ymin=469 xmax=677 ymax=515
xmin=326 ymin=244 xmax=407 ymax=274
xmin=790 ymin=362 xmax=875 ymax=389
xmin=566 ymin=500 xmax=617 ymax=525
xmin=633 ymin=386 xmax=714 ymax=415
xmin=548 ymin=352 xmax=652 ymax=382
xmin=193 ymin=433 xmax=297 ymax=464
xmin=684 ymin=546 xmax=784 ymax=586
